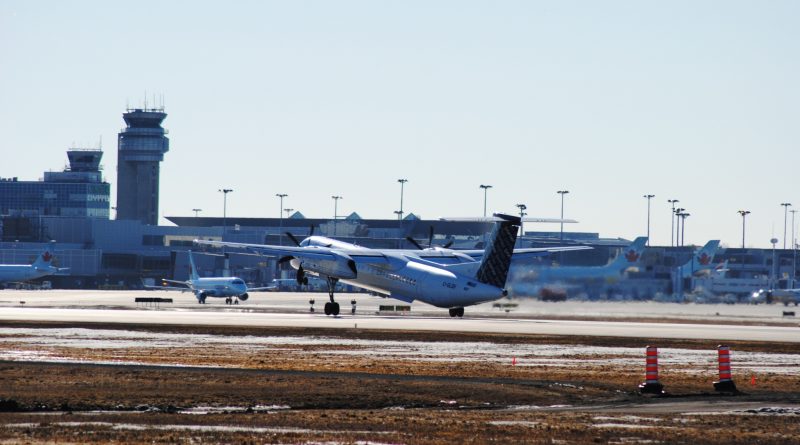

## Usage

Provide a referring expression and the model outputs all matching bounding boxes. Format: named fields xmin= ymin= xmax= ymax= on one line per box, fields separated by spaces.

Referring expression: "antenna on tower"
xmin=144 ymin=90 xmax=148 ymax=110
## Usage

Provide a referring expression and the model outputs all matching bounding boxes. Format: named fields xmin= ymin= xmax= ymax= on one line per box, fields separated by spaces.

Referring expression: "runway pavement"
xmin=0 ymin=300 xmax=797 ymax=342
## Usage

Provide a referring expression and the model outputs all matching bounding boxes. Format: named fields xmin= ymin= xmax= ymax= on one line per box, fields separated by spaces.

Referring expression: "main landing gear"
xmin=323 ymin=276 xmax=340 ymax=316
xmin=224 ymin=297 xmax=239 ymax=305
xmin=448 ymin=307 xmax=464 ymax=318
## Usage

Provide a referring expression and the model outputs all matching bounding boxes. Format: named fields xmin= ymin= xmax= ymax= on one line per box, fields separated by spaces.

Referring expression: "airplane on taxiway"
xmin=194 ymin=214 xmax=588 ymax=317
xmin=156 ymin=250 xmax=272 ymax=304
xmin=0 ymin=243 xmax=68 ymax=287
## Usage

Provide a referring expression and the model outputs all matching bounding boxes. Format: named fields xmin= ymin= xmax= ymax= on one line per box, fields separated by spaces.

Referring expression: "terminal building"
xmin=0 ymin=106 xmax=796 ymax=300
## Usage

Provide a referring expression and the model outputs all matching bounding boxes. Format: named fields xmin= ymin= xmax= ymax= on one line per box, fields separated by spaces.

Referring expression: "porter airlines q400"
xmin=194 ymin=214 xmax=588 ymax=317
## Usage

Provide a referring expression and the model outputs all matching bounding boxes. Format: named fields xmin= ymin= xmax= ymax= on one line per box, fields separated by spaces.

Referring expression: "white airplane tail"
xmin=606 ymin=236 xmax=648 ymax=270
xmin=681 ymin=240 xmax=720 ymax=278
xmin=31 ymin=246 xmax=55 ymax=270
xmin=474 ymin=214 xmax=521 ymax=289
xmin=187 ymin=250 xmax=200 ymax=281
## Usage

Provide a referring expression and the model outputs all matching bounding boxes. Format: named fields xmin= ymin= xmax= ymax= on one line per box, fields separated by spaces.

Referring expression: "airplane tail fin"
xmin=475 ymin=214 xmax=521 ymax=289
xmin=32 ymin=245 xmax=55 ymax=270
xmin=692 ymin=240 xmax=720 ymax=268
xmin=188 ymin=250 xmax=200 ymax=281
xmin=608 ymin=236 xmax=648 ymax=269
xmin=681 ymin=240 xmax=720 ymax=277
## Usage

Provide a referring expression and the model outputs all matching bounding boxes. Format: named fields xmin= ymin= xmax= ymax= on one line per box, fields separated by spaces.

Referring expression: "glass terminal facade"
xmin=0 ymin=149 xmax=110 ymax=218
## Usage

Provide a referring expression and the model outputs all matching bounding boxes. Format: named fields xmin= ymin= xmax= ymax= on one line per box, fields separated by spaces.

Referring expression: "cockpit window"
xmin=232 ymin=279 xmax=245 ymax=285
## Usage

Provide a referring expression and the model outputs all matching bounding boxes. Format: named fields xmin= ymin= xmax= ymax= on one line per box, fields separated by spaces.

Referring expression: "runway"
xmin=0 ymin=304 xmax=797 ymax=343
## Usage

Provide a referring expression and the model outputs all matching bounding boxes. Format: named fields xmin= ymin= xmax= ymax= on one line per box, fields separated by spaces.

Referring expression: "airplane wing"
xmin=145 ymin=284 xmax=191 ymax=292
xmin=447 ymin=245 xmax=592 ymax=259
xmin=246 ymin=285 xmax=277 ymax=292
xmin=145 ymin=279 xmax=193 ymax=292
xmin=194 ymin=240 xmax=345 ymax=261
xmin=441 ymin=216 xmax=579 ymax=223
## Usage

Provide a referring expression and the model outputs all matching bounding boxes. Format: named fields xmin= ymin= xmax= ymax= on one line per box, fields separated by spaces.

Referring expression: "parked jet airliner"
xmin=195 ymin=214 xmax=587 ymax=317
xmin=0 ymin=244 xmax=66 ymax=286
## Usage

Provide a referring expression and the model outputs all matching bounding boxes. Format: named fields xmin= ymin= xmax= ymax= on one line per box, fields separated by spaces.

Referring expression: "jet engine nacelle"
xmin=238 ymin=293 xmax=249 ymax=301
xmin=289 ymin=252 xmax=357 ymax=280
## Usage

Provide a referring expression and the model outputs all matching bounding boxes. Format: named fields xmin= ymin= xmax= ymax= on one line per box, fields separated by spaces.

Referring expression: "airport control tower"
xmin=115 ymin=107 xmax=169 ymax=225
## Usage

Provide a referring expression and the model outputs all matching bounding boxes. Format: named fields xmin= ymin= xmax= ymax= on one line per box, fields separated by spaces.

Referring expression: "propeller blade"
xmin=286 ymin=232 xmax=301 ymax=247
xmin=309 ymin=224 xmax=315 ymax=237
xmin=442 ymin=240 xmax=454 ymax=249
xmin=277 ymin=255 xmax=294 ymax=264
xmin=427 ymin=226 xmax=434 ymax=248
xmin=406 ymin=236 xmax=424 ymax=250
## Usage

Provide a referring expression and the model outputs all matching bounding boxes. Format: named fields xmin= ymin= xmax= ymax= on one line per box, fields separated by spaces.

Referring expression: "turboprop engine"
xmin=289 ymin=251 xmax=357 ymax=280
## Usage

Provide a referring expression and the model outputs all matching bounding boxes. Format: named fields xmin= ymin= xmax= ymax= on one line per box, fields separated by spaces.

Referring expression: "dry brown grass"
xmin=0 ymin=321 xmax=798 ymax=444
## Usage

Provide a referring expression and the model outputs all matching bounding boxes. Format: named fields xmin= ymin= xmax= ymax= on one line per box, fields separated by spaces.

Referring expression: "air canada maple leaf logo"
xmin=625 ymin=250 xmax=640 ymax=262
xmin=698 ymin=252 xmax=711 ymax=265
xmin=42 ymin=252 xmax=53 ymax=262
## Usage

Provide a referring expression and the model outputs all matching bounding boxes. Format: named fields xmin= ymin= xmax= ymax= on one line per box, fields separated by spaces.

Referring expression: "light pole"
xmin=397 ymin=179 xmax=408 ymax=220
xmin=678 ymin=212 xmax=689 ymax=247
xmin=331 ymin=195 xmax=342 ymax=236
xmin=643 ymin=194 xmax=654 ymax=246
xmin=792 ymin=209 xmax=798 ymax=288
xmin=479 ymin=184 xmax=492 ymax=217
xmin=557 ymin=190 xmax=569 ymax=242
xmin=516 ymin=204 xmax=527 ymax=238
xmin=738 ymin=210 xmax=750 ymax=248
xmin=218 ymin=189 xmax=233 ymax=237
xmin=394 ymin=209 xmax=404 ymax=247
xmin=192 ymin=208 xmax=202 ymax=218
xmin=770 ymin=237 xmax=778 ymax=289
xmin=674 ymin=207 xmax=685 ymax=246
xmin=276 ymin=193 xmax=287 ymax=245
xmin=667 ymin=199 xmax=679 ymax=247
xmin=781 ymin=203 xmax=792 ymax=249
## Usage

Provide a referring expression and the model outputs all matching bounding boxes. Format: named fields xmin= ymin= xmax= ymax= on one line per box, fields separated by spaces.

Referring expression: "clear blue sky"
xmin=1 ymin=1 xmax=798 ymax=248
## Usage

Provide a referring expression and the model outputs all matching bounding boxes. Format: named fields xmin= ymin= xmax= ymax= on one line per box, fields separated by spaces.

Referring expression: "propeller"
xmin=406 ymin=226 xmax=453 ymax=250
xmin=286 ymin=225 xmax=316 ymax=247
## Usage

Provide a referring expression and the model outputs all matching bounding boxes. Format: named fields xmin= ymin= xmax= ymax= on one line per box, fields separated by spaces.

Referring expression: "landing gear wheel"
xmin=449 ymin=307 xmax=464 ymax=317
xmin=324 ymin=302 xmax=332 ymax=316
xmin=332 ymin=302 xmax=340 ymax=316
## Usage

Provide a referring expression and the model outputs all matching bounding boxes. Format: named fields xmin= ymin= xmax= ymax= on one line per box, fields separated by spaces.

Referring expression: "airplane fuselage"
xmin=190 ymin=277 xmax=249 ymax=300
xmin=0 ymin=265 xmax=55 ymax=283
xmin=290 ymin=249 xmax=505 ymax=308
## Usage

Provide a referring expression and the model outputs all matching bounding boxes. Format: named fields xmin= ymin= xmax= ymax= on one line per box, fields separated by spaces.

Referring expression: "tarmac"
xmin=0 ymin=290 xmax=797 ymax=342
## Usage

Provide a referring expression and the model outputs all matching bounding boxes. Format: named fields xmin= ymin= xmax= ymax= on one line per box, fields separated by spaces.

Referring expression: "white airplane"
xmin=678 ymin=240 xmax=721 ymax=278
xmin=0 ymin=244 xmax=67 ymax=286
xmin=509 ymin=236 xmax=649 ymax=300
xmin=158 ymin=251 xmax=271 ymax=304
xmin=195 ymin=214 xmax=588 ymax=317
